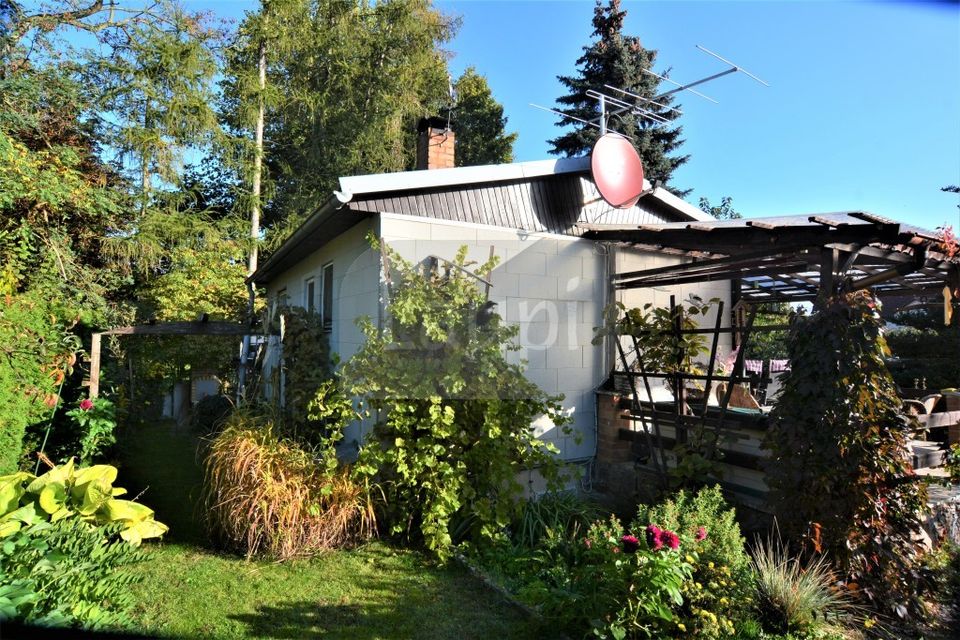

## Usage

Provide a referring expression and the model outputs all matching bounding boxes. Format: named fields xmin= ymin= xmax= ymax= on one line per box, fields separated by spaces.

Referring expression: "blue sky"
xmin=199 ymin=1 xmax=959 ymax=231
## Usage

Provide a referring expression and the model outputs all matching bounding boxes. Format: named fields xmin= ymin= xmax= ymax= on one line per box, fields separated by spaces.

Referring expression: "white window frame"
xmin=304 ymin=277 xmax=316 ymax=312
xmin=320 ymin=262 xmax=334 ymax=332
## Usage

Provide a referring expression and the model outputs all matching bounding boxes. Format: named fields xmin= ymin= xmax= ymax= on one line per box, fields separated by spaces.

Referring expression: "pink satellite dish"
xmin=590 ymin=133 xmax=645 ymax=209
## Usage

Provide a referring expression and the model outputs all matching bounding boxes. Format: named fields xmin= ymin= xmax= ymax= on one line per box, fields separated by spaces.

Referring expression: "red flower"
xmin=695 ymin=526 xmax=708 ymax=542
xmin=662 ymin=529 xmax=680 ymax=550
xmin=621 ymin=534 xmax=640 ymax=554
xmin=79 ymin=398 xmax=94 ymax=411
xmin=646 ymin=524 xmax=663 ymax=550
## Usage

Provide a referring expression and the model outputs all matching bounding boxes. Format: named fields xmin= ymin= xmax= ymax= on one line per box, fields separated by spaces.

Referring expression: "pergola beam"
xmin=85 ymin=321 xmax=260 ymax=399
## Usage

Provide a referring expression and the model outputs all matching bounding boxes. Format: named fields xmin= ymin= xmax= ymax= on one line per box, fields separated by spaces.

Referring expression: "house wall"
xmin=264 ymin=218 xmax=380 ymax=363
xmin=379 ymin=213 xmax=732 ymax=466
xmin=260 ymin=212 xmax=731 ymax=466
xmin=261 ymin=218 xmax=380 ymax=447
xmin=613 ymin=247 xmax=734 ymax=366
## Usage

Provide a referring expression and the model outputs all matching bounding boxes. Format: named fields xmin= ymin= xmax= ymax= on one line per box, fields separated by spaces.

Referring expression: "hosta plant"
xmin=0 ymin=459 xmax=168 ymax=545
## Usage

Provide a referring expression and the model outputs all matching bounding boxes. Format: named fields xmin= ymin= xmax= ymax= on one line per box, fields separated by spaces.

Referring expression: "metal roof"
xmin=581 ymin=211 xmax=960 ymax=303
xmin=250 ymin=158 xmax=709 ymax=285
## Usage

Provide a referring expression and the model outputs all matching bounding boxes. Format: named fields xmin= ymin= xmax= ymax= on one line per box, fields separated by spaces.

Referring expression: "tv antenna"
xmin=530 ymin=44 xmax=769 ymax=137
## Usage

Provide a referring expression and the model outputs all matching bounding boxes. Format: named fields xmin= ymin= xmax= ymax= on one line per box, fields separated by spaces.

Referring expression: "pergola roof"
xmin=580 ymin=211 xmax=960 ymax=303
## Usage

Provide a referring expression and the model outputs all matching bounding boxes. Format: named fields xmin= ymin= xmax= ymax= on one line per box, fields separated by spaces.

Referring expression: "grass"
xmin=128 ymin=541 xmax=548 ymax=640
xmin=750 ymin=532 xmax=857 ymax=635
xmin=113 ymin=417 xmax=551 ymax=639
xmin=204 ymin=412 xmax=374 ymax=560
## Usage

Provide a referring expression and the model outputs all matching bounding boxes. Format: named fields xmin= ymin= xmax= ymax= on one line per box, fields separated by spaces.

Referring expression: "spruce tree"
xmin=549 ymin=0 xmax=688 ymax=192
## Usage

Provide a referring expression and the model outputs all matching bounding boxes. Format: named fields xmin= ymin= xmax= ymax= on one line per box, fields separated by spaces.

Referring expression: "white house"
xmin=249 ymin=125 xmax=730 ymax=470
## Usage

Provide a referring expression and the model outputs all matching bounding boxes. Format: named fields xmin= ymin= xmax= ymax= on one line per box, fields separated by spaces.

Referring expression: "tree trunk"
xmin=248 ymin=39 xmax=266 ymax=281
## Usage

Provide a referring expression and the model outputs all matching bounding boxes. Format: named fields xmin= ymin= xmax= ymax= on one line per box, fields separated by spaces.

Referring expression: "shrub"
xmin=0 ymin=290 xmax=82 ymax=474
xmin=765 ymin=291 xmax=928 ymax=619
xmin=750 ymin=533 xmax=857 ymax=635
xmin=634 ymin=486 xmax=751 ymax=638
xmin=203 ymin=408 xmax=374 ymax=560
xmin=280 ymin=305 xmax=335 ymax=440
xmin=520 ymin=514 xmax=699 ymax=639
xmin=0 ymin=519 xmax=144 ymax=629
xmin=634 ymin=485 xmax=750 ymax=581
xmin=344 ymin=242 xmax=572 ymax=558
xmin=65 ymin=397 xmax=117 ymax=465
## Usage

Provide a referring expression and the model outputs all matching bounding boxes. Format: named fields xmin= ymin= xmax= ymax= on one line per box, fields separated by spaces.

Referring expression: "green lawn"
xmin=115 ymin=418 xmax=551 ymax=639
xmin=128 ymin=541 xmax=549 ymax=640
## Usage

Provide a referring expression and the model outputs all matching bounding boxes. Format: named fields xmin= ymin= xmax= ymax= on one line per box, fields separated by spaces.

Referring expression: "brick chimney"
xmin=416 ymin=116 xmax=455 ymax=170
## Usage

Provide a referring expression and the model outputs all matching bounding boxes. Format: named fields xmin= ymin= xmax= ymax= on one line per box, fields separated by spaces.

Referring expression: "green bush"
xmin=514 ymin=514 xmax=698 ymax=639
xmin=765 ymin=291 xmax=928 ymax=620
xmin=635 ymin=485 xmax=750 ymax=581
xmin=0 ymin=292 xmax=81 ymax=474
xmin=280 ymin=305 xmax=336 ymax=441
xmin=634 ymin=486 xmax=752 ymax=638
xmin=345 ymin=242 xmax=572 ymax=558
xmin=0 ymin=519 xmax=145 ymax=629
xmin=65 ymin=397 xmax=117 ymax=465
xmin=475 ymin=487 xmax=761 ymax=639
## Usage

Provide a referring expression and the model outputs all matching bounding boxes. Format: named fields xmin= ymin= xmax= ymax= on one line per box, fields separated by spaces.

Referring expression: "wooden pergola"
xmin=86 ymin=321 xmax=255 ymax=398
xmin=580 ymin=211 xmax=960 ymax=308
xmin=581 ymin=211 xmax=960 ymax=493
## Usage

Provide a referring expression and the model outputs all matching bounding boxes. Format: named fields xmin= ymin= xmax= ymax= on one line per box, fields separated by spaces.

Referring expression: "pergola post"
xmin=88 ymin=332 xmax=102 ymax=399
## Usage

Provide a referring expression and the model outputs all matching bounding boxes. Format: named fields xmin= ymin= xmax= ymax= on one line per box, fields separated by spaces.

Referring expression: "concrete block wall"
xmin=381 ymin=213 xmax=606 ymax=462
xmin=262 ymin=212 xmax=733 ymax=467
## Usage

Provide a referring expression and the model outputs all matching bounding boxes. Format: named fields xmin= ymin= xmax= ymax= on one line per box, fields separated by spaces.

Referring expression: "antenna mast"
xmin=531 ymin=44 xmax=769 ymax=138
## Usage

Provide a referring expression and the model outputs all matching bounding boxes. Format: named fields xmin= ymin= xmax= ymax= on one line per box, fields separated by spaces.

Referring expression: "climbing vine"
xmin=764 ymin=290 xmax=928 ymax=620
xmin=344 ymin=240 xmax=572 ymax=558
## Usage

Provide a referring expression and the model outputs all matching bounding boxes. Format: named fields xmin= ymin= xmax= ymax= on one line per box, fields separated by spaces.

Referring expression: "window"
xmin=276 ymin=287 xmax=287 ymax=305
xmin=304 ymin=277 xmax=316 ymax=312
xmin=321 ymin=263 xmax=334 ymax=332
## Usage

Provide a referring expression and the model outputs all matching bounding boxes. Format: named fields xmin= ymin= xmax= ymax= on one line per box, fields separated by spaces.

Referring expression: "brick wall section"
xmin=597 ymin=391 xmax=633 ymax=464
xmin=416 ymin=127 xmax=455 ymax=170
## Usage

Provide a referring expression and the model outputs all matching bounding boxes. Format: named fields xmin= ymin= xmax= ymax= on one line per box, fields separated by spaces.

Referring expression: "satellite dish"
xmin=591 ymin=133 xmax=644 ymax=209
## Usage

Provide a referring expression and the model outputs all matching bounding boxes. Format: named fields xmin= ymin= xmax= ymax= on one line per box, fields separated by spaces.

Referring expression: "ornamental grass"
xmin=751 ymin=531 xmax=858 ymax=635
xmin=203 ymin=413 xmax=375 ymax=560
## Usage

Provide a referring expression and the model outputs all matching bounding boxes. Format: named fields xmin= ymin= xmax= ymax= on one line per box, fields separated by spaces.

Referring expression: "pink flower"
xmin=662 ymin=529 xmax=680 ymax=550
xmin=584 ymin=538 xmax=592 ymax=549
xmin=646 ymin=524 xmax=663 ymax=550
xmin=620 ymin=534 xmax=640 ymax=554
xmin=612 ymin=547 xmax=620 ymax=554
xmin=79 ymin=398 xmax=94 ymax=411
xmin=696 ymin=526 xmax=708 ymax=542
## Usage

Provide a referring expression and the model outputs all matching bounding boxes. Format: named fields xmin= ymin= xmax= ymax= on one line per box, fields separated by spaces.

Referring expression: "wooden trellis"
xmin=609 ymin=295 xmax=792 ymax=488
